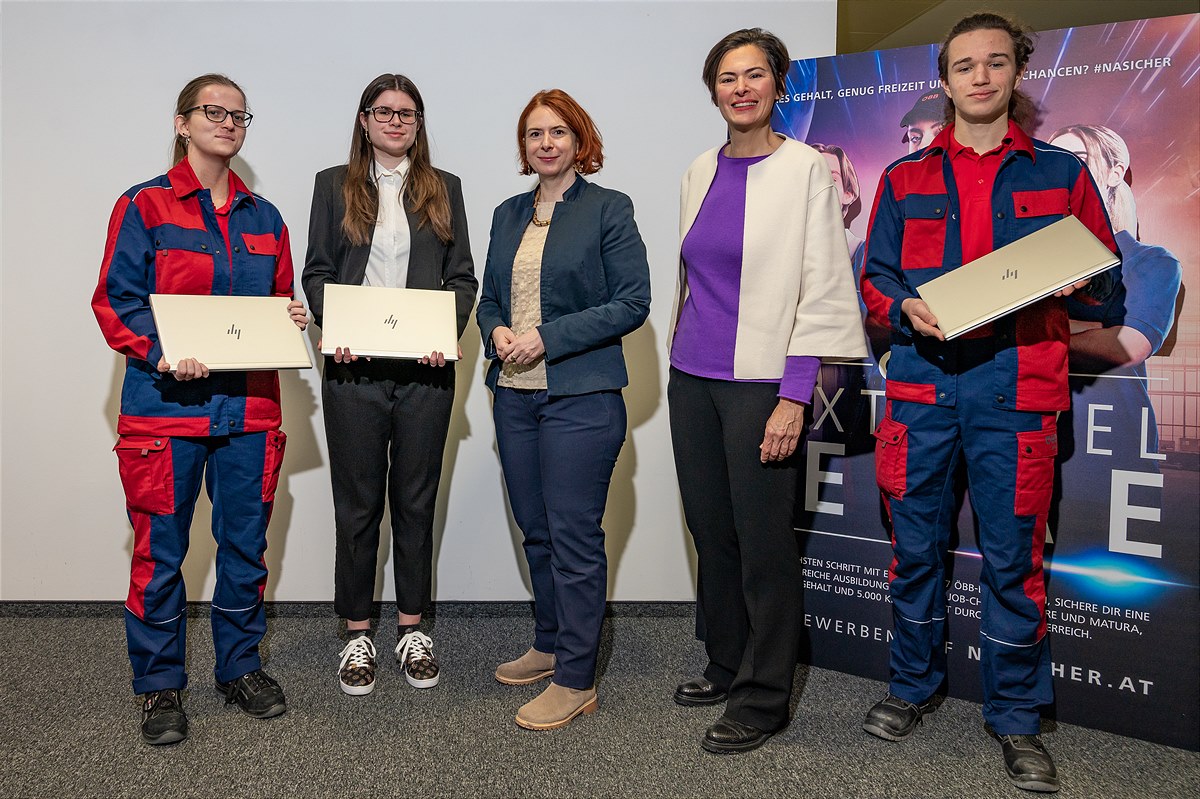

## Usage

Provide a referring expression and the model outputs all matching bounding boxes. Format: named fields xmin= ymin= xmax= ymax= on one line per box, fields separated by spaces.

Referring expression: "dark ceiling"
xmin=837 ymin=0 xmax=1199 ymax=53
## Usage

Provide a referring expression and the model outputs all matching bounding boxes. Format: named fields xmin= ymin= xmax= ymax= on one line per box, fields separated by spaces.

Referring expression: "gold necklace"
xmin=531 ymin=186 xmax=551 ymax=227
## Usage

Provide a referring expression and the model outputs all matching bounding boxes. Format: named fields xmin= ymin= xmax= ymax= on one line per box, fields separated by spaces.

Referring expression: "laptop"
xmin=318 ymin=284 xmax=459 ymax=360
xmin=150 ymin=294 xmax=314 ymax=371
xmin=916 ymin=215 xmax=1120 ymax=340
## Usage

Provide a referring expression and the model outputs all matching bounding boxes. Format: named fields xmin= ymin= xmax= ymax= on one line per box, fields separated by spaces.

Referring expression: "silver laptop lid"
xmin=150 ymin=294 xmax=313 ymax=371
xmin=917 ymin=215 xmax=1119 ymax=340
xmin=318 ymin=284 xmax=459 ymax=360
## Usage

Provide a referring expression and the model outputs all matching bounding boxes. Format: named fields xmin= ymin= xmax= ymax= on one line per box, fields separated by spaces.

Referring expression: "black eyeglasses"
xmin=365 ymin=106 xmax=422 ymax=125
xmin=182 ymin=105 xmax=254 ymax=128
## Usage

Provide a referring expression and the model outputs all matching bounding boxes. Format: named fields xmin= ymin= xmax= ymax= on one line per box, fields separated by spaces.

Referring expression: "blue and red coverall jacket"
xmin=92 ymin=160 xmax=295 ymax=437
xmin=861 ymin=124 xmax=1118 ymax=413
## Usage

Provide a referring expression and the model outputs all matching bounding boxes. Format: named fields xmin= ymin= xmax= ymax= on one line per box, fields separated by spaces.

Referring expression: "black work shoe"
xmin=986 ymin=724 xmax=1061 ymax=793
xmin=862 ymin=692 xmax=940 ymax=741
xmin=216 ymin=669 xmax=287 ymax=719
xmin=141 ymin=688 xmax=188 ymax=745
xmin=674 ymin=677 xmax=728 ymax=707
xmin=701 ymin=716 xmax=773 ymax=754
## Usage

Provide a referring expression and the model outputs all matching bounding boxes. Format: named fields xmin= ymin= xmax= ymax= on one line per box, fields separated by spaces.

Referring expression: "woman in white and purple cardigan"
xmin=667 ymin=27 xmax=867 ymax=755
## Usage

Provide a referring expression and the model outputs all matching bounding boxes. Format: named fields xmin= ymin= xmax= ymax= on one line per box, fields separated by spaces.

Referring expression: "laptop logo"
xmin=1001 ymin=268 xmax=1019 ymax=280
xmin=227 ymin=324 xmax=241 ymax=340
xmin=384 ymin=314 xmax=398 ymax=329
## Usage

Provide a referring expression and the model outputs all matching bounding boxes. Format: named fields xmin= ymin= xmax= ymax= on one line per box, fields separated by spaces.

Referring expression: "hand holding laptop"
xmin=905 ymin=275 xmax=1093 ymax=342
xmin=318 ymin=341 xmax=460 ymax=367
xmin=912 ymin=217 xmax=1117 ymax=340
xmin=902 ymin=297 xmax=945 ymax=341
xmin=1053 ymin=277 xmax=1091 ymax=298
xmin=418 ymin=346 xmax=462 ymax=368
xmin=287 ymin=299 xmax=310 ymax=331
xmin=158 ymin=356 xmax=210 ymax=381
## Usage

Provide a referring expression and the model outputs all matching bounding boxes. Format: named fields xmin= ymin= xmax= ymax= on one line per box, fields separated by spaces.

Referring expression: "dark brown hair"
xmin=702 ymin=28 xmax=789 ymax=104
xmin=173 ymin=74 xmax=246 ymax=164
xmin=342 ymin=74 xmax=453 ymax=245
xmin=937 ymin=12 xmax=1036 ymax=125
xmin=516 ymin=89 xmax=604 ymax=176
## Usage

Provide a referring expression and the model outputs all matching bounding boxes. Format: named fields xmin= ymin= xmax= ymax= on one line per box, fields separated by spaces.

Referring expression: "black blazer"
xmin=301 ymin=164 xmax=477 ymax=338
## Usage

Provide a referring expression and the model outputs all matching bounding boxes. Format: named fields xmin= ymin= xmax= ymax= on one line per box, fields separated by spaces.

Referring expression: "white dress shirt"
xmin=364 ymin=158 xmax=412 ymax=288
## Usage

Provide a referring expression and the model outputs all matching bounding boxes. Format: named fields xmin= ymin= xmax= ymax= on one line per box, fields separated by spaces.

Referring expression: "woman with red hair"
xmin=477 ymin=89 xmax=650 ymax=730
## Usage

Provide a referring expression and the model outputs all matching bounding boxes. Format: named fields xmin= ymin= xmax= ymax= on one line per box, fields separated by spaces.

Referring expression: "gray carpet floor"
xmin=0 ymin=603 xmax=1196 ymax=798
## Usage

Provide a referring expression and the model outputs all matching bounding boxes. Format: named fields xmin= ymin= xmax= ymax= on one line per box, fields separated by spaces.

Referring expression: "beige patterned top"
xmin=498 ymin=200 xmax=556 ymax=388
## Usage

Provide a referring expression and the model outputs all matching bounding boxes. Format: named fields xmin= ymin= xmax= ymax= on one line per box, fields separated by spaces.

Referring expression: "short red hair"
xmin=516 ymin=89 xmax=604 ymax=176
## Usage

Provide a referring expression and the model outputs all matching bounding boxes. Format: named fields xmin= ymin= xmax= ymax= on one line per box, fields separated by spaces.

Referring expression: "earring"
xmin=182 ymin=134 xmax=190 ymax=145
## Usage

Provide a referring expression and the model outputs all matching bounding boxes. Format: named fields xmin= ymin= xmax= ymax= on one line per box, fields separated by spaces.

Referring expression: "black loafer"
xmin=673 ymin=678 xmax=728 ymax=707
xmin=701 ymin=716 xmax=772 ymax=754
xmin=986 ymin=724 xmax=1060 ymax=793
xmin=141 ymin=688 xmax=188 ymax=745
xmin=216 ymin=669 xmax=287 ymax=719
xmin=862 ymin=692 xmax=939 ymax=741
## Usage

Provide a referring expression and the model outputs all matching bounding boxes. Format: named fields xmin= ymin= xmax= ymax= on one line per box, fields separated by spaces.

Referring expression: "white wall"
xmin=0 ymin=0 xmax=837 ymax=600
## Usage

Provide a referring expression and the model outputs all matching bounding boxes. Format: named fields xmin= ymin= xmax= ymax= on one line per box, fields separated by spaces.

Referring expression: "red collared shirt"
xmin=947 ymin=120 xmax=1018 ymax=263
xmin=946 ymin=120 xmax=1018 ymax=337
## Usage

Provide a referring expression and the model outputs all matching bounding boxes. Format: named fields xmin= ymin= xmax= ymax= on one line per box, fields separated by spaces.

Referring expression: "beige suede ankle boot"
xmin=494 ymin=647 xmax=555 ymax=685
xmin=515 ymin=682 xmax=598 ymax=730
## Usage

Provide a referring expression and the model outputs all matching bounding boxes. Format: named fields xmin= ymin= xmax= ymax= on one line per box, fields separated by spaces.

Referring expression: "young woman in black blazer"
xmin=302 ymin=73 xmax=477 ymax=697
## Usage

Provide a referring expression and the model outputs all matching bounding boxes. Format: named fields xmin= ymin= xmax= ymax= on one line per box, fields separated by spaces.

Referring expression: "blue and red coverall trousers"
xmin=875 ymin=351 xmax=1056 ymax=735
xmin=114 ymin=430 xmax=286 ymax=695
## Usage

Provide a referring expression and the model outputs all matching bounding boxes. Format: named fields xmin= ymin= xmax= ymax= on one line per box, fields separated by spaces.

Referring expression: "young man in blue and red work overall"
xmin=859 ymin=13 xmax=1118 ymax=794
xmin=92 ymin=75 xmax=308 ymax=745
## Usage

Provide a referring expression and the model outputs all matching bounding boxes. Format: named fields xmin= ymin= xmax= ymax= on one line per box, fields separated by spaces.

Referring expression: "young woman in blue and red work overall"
xmin=858 ymin=14 xmax=1119 ymax=793
xmin=301 ymin=74 xmax=477 ymax=698
xmin=92 ymin=74 xmax=308 ymax=746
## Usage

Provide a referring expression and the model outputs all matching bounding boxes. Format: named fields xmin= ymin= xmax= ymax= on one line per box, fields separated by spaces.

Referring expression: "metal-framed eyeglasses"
xmin=365 ymin=106 xmax=422 ymax=125
xmin=182 ymin=104 xmax=253 ymax=128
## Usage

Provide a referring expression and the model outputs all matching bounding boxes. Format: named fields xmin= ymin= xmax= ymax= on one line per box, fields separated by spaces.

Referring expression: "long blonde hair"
xmin=342 ymin=74 xmax=453 ymax=245
xmin=1050 ymin=124 xmax=1137 ymax=233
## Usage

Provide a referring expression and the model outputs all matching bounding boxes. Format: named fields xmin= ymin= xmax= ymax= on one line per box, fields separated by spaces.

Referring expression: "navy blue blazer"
xmin=477 ymin=177 xmax=651 ymax=397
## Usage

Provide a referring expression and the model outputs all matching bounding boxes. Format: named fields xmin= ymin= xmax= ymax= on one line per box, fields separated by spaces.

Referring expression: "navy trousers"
xmin=492 ymin=387 xmax=625 ymax=689
xmin=877 ymin=356 xmax=1056 ymax=735
xmin=116 ymin=430 xmax=284 ymax=694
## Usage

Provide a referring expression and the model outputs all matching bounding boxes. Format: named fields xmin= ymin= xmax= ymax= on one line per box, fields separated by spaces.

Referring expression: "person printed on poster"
xmin=1049 ymin=123 xmax=1182 ymax=554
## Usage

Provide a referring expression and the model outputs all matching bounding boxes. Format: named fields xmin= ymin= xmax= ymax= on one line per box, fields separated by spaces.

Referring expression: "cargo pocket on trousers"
xmin=114 ymin=436 xmax=174 ymax=515
xmin=261 ymin=430 xmax=287 ymax=503
xmin=873 ymin=416 xmax=909 ymax=500
xmin=1014 ymin=430 xmax=1057 ymax=516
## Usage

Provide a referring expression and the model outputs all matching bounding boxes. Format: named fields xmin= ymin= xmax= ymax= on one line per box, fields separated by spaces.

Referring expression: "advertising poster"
xmin=777 ymin=15 xmax=1199 ymax=750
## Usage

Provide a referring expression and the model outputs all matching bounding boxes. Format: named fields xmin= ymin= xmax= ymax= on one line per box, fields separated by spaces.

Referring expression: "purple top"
xmin=672 ymin=148 xmax=820 ymax=403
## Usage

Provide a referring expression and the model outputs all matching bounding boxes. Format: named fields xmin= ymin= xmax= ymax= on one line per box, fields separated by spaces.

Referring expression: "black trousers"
xmin=668 ymin=368 xmax=804 ymax=732
xmin=323 ymin=358 xmax=454 ymax=621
